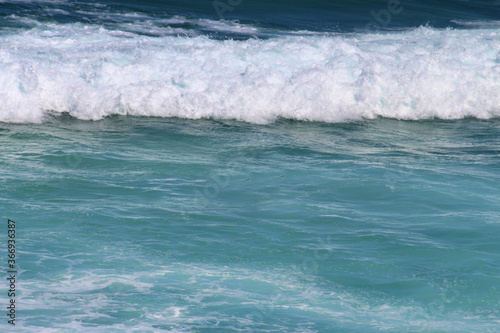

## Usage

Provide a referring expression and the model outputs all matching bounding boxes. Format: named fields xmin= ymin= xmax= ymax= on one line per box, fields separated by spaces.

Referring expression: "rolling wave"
xmin=1 ymin=23 xmax=499 ymax=124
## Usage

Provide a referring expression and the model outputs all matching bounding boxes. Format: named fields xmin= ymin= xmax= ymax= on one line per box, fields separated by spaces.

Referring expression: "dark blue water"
xmin=2 ymin=0 xmax=500 ymax=35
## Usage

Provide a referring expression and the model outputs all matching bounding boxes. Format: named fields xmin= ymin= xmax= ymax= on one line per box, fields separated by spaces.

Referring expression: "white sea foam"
xmin=0 ymin=24 xmax=499 ymax=124
xmin=15 ymin=262 xmax=496 ymax=332
xmin=451 ymin=19 xmax=500 ymax=28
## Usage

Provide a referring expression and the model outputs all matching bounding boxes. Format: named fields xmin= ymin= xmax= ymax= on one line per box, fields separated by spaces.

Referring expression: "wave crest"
xmin=1 ymin=25 xmax=499 ymax=123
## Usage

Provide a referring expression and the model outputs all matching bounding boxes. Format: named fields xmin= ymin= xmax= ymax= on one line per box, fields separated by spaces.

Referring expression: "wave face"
xmin=1 ymin=22 xmax=499 ymax=124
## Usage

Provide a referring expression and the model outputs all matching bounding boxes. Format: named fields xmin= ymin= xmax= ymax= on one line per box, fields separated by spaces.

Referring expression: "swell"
xmin=2 ymin=0 xmax=500 ymax=34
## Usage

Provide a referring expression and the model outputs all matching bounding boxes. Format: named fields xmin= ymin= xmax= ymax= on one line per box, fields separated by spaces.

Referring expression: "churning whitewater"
xmin=1 ymin=22 xmax=499 ymax=123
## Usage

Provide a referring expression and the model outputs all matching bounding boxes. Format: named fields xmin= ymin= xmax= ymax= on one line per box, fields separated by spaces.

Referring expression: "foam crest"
xmin=451 ymin=20 xmax=500 ymax=28
xmin=1 ymin=25 xmax=499 ymax=124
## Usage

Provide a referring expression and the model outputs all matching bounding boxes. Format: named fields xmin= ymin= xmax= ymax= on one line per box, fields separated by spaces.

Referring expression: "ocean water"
xmin=1 ymin=0 xmax=500 ymax=332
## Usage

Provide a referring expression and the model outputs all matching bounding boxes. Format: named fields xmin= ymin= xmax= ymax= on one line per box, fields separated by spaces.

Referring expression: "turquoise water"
xmin=1 ymin=0 xmax=500 ymax=331
xmin=1 ymin=116 xmax=500 ymax=332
